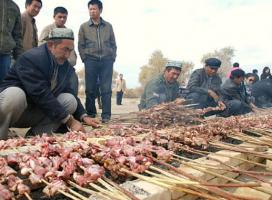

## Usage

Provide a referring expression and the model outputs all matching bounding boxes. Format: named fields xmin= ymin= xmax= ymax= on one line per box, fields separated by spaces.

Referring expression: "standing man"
xmin=186 ymin=58 xmax=223 ymax=109
xmin=0 ymin=28 xmax=99 ymax=140
xmin=0 ymin=0 xmax=23 ymax=82
xmin=139 ymin=61 xmax=181 ymax=110
xmin=116 ymin=74 xmax=126 ymax=105
xmin=39 ymin=6 xmax=78 ymax=94
xmin=78 ymin=0 xmax=117 ymax=123
xmin=21 ymin=0 xmax=42 ymax=52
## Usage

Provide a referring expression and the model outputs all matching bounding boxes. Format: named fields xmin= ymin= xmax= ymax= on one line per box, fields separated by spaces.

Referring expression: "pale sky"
xmin=16 ymin=0 xmax=272 ymax=88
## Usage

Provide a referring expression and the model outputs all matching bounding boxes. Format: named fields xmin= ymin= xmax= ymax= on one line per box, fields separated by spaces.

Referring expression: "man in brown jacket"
xmin=115 ymin=74 xmax=126 ymax=105
xmin=78 ymin=0 xmax=117 ymax=123
xmin=21 ymin=0 xmax=42 ymax=52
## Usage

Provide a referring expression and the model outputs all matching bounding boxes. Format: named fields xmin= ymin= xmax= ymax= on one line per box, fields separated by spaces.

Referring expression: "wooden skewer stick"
xmin=24 ymin=192 xmax=32 ymax=200
xmin=40 ymin=179 xmax=80 ymax=200
xmin=97 ymin=178 xmax=130 ymax=200
xmin=102 ymin=176 xmax=141 ymax=200
xmin=120 ymin=168 xmax=219 ymax=200
xmin=67 ymin=188 xmax=89 ymax=200
xmin=188 ymin=147 xmax=268 ymax=169
xmin=152 ymin=158 xmax=259 ymax=200
xmin=89 ymin=182 xmax=127 ymax=200
xmin=210 ymin=142 xmax=272 ymax=160
xmin=68 ymin=181 xmax=112 ymax=200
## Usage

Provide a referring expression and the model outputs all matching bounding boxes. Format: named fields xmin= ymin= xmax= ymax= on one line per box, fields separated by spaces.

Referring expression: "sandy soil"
xmin=10 ymin=97 xmax=140 ymax=137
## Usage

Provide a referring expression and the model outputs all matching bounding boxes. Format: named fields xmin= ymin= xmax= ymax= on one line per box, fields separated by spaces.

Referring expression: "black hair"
xmin=25 ymin=0 xmax=42 ymax=8
xmin=54 ymin=7 xmax=68 ymax=16
xmin=262 ymin=66 xmax=270 ymax=74
xmin=88 ymin=0 xmax=103 ymax=10
xmin=245 ymin=73 xmax=255 ymax=79
xmin=233 ymin=62 xmax=239 ymax=68
xmin=230 ymin=69 xmax=245 ymax=79
xmin=165 ymin=66 xmax=182 ymax=72
xmin=252 ymin=69 xmax=258 ymax=74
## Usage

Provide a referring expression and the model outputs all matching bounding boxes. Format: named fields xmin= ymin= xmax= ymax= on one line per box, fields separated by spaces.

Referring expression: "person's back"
xmin=252 ymin=79 xmax=272 ymax=107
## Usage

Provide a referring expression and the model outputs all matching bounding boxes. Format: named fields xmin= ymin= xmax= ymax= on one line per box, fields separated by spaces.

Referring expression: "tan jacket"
xmin=21 ymin=11 xmax=38 ymax=52
xmin=38 ymin=23 xmax=77 ymax=66
xmin=116 ymin=78 xmax=126 ymax=92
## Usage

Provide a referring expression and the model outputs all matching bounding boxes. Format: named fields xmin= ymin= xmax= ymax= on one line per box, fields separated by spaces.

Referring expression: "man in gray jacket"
xmin=78 ymin=0 xmax=117 ymax=123
xmin=0 ymin=0 xmax=23 ymax=82
xmin=186 ymin=58 xmax=223 ymax=109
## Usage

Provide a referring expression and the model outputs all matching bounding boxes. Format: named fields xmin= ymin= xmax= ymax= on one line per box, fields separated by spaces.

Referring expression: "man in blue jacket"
xmin=0 ymin=28 xmax=98 ymax=140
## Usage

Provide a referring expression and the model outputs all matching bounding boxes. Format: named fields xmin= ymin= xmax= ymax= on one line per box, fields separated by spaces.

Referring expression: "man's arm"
xmin=78 ymin=25 xmax=86 ymax=62
xmin=109 ymin=24 xmax=117 ymax=61
xmin=38 ymin=26 xmax=51 ymax=46
xmin=187 ymin=70 xmax=209 ymax=95
xmin=144 ymin=83 xmax=162 ymax=109
xmin=15 ymin=56 xmax=68 ymax=122
xmin=12 ymin=10 xmax=23 ymax=59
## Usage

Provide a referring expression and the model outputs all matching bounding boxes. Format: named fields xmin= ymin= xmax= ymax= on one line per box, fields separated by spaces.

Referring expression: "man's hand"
xmin=83 ymin=116 xmax=100 ymax=128
xmin=66 ymin=116 xmax=86 ymax=132
xmin=208 ymin=89 xmax=219 ymax=101
xmin=218 ymin=101 xmax=226 ymax=110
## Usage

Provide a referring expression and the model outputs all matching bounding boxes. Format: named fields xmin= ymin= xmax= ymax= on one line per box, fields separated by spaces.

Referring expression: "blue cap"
xmin=205 ymin=58 xmax=221 ymax=68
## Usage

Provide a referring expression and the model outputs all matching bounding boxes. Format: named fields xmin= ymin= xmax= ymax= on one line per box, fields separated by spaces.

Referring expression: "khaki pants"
xmin=0 ymin=87 xmax=77 ymax=139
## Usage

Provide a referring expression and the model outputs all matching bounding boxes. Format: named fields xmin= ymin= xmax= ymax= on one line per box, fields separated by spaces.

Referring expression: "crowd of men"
xmin=0 ymin=0 xmax=116 ymax=139
xmin=140 ymin=58 xmax=272 ymax=117
xmin=0 ymin=0 xmax=271 ymax=140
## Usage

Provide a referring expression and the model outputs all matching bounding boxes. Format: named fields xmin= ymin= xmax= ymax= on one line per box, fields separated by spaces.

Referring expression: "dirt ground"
xmin=11 ymin=97 xmax=140 ymax=137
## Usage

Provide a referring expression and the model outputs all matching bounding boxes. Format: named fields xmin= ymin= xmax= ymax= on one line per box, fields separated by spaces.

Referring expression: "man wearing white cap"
xmin=139 ymin=60 xmax=182 ymax=110
xmin=0 ymin=28 xmax=99 ymax=140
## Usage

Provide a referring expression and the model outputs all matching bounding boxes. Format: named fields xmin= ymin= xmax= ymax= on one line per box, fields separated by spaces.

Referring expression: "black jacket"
xmin=187 ymin=68 xmax=222 ymax=95
xmin=0 ymin=44 xmax=86 ymax=121
xmin=252 ymin=79 xmax=272 ymax=98
xmin=221 ymin=79 xmax=250 ymax=107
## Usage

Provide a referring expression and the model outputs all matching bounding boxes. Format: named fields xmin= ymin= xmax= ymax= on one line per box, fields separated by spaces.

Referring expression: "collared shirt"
xmin=21 ymin=11 xmax=38 ymax=51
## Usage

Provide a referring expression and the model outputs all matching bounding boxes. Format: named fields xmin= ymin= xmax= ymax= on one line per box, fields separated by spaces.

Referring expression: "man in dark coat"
xmin=252 ymin=78 xmax=272 ymax=108
xmin=220 ymin=69 xmax=256 ymax=117
xmin=186 ymin=58 xmax=224 ymax=109
xmin=0 ymin=28 xmax=98 ymax=140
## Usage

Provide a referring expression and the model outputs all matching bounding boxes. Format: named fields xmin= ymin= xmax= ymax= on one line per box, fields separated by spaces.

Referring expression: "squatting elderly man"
xmin=139 ymin=61 xmax=182 ymax=110
xmin=0 ymin=28 xmax=98 ymax=140
xmin=186 ymin=58 xmax=224 ymax=109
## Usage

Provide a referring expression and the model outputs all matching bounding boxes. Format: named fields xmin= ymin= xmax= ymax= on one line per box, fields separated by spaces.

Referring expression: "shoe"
xmin=102 ymin=118 xmax=110 ymax=123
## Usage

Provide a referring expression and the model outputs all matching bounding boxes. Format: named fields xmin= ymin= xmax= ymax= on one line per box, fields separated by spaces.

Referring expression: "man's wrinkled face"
xmin=88 ymin=4 xmax=102 ymax=20
xmin=164 ymin=68 xmax=181 ymax=83
xmin=26 ymin=1 xmax=42 ymax=17
xmin=205 ymin=66 xmax=218 ymax=76
xmin=54 ymin=13 xmax=67 ymax=27
xmin=48 ymin=39 xmax=74 ymax=65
